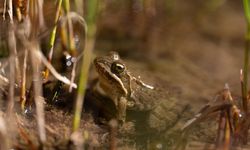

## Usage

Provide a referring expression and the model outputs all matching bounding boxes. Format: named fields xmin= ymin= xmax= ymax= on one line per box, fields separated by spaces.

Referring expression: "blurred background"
xmin=88 ymin=0 xmax=245 ymax=109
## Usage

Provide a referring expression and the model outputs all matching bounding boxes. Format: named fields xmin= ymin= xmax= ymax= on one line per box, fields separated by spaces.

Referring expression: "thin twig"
xmin=20 ymin=50 xmax=28 ymax=110
xmin=36 ymin=50 xmax=77 ymax=88
xmin=73 ymin=37 xmax=94 ymax=131
xmin=29 ymin=42 xmax=46 ymax=144
xmin=0 ymin=74 xmax=9 ymax=85
xmin=37 ymin=0 xmax=45 ymax=30
xmin=69 ymin=59 xmax=77 ymax=92
xmin=70 ymin=6 xmax=90 ymax=132
xmin=7 ymin=0 xmax=16 ymax=116
xmin=44 ymin=0 xmax=62 ymax=79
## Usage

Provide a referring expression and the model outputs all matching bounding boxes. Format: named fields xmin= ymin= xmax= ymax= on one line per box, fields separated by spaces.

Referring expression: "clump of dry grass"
xmin=0 ymin=0 xmax=97 ymax=149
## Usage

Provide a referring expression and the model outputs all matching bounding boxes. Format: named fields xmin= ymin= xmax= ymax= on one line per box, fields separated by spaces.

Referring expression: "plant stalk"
xmin=44 ymin=0 xmax=62 ymax=79
xmin=73 ymin=0 xmax=98 ymax=132
xmin=243 ymin=0 xmax=250 ymax=115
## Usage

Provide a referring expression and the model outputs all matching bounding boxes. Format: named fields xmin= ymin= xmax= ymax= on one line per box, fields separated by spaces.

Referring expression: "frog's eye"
xmin=111 ymin=62 xmax=125 ymax=74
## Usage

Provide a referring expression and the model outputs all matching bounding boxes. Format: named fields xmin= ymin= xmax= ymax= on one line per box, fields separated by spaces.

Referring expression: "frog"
xmin=93 ymin=51 xmax=191 ymax=132
xmin=91 ymin=51 xmax=234 ymax=149
xmin=93 ymin=51 xmax=232 ymax=149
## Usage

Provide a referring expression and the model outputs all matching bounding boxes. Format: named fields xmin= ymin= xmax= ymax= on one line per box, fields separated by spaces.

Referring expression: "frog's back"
xmin=130 ymin=83 xmax=190 ymax=131
xmin=130 ymin=86 xmax=193 ymax=148
xmin=148 ymin=95 xmax=190 ymax=132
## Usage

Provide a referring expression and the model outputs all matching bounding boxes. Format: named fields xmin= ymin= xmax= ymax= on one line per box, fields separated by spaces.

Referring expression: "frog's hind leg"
xmin=147 ymin=97 xmax=191 ymax=148
xmin=147 ymin=97 xmax=187 ymax=132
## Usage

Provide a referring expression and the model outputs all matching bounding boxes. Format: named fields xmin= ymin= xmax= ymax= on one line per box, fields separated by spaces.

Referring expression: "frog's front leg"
xmin=117 ymin=97 xmax=127 ymax=123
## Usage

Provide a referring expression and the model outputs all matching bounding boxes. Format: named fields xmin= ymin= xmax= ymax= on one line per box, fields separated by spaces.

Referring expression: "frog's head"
xmin=94 ymin=51 xmax=131 ymax=99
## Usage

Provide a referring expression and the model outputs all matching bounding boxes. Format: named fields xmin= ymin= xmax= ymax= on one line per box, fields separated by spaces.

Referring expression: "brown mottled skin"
xmin=93 ymin=52 xmax=190 ymax=131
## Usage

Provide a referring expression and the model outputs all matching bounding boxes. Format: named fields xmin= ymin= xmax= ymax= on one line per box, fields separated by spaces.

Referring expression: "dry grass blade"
xmin=61 ymin=0 xmax=76 ymax=56
xmin=37 ymin=0 xmax=45 ymax=30
xmin=7 ymin=27 xmax=16 ymax=115
xmin=6 ymin=0 xmax=16 ymax=116
xmin=0 ymin=74 xmax=9 ymax=85
xmin=0 ymin=116 xmax=9 ymax=150
xmin=69 ymin=60 xmax=77 ymax=92
xmin=29 ymin=42 xmax=46 ymax=144
xmin=37 ymin=50 xmax=77 ymax=88
xmin=2 ymin=0 xmax=7 ymax=20
xmin=44 ymin=0 xmax=62 ymax=80
xmin=20 ymin=50 xmax=28 ymax=110
xmin=61 ymin=0 xmax=80 ymax=92
xmin=20 ymin=0 xmax=48 ymax=144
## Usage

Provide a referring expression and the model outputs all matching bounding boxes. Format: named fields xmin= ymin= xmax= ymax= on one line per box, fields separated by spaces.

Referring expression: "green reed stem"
xmin=242 ymin=0 xmax=250 ymax=115
xmin=73 ymin=0 xmax=99 ymax=132
xmin=63 ymin=0 xmax=76 ymax=55
xmin=44 ymin=0 xmax=62 ymax=79
xmin=49 ymin=0 xmax=62 ymax=48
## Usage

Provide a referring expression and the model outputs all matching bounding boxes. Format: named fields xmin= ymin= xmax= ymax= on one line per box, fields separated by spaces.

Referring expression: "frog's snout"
xmin=93 ymin=57 xmax=108 ymax=75
xmin=93 ymin=57 xmax=103 ymax=69
xmin=93 ymin=57 xmax=99 ymax=66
